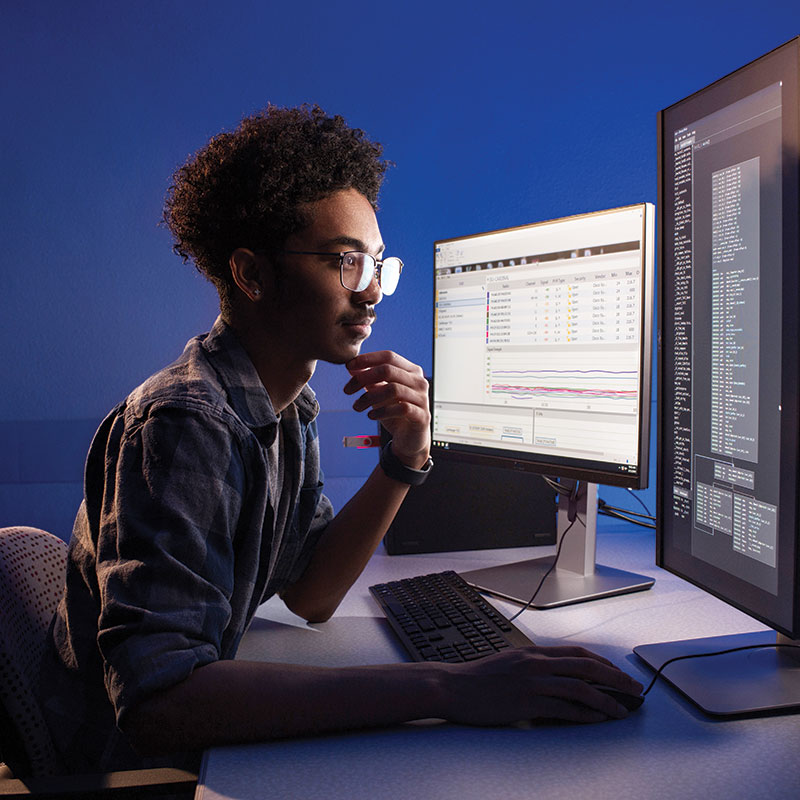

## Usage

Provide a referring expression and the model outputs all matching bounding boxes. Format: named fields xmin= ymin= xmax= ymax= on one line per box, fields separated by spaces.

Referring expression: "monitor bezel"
xmin=431 ymin=202 xmax=655 ymax=491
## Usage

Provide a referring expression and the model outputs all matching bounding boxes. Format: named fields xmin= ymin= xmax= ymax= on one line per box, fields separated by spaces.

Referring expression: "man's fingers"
xmin=346 ymin=350 xmax=419 ymax=373
xmin=344 ymin=352 xmax=426 ymax=395
xmin=352 ymin=381 xmax=422 ymax=413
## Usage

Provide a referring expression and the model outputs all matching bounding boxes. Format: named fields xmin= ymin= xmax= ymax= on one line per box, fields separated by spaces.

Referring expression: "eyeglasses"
xmin=282 ymin=250 xmax=403 ymax=296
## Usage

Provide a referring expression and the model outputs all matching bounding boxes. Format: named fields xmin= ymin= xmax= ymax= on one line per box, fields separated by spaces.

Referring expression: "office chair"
xmin=0 ymin=526 xmax=197 ymax=798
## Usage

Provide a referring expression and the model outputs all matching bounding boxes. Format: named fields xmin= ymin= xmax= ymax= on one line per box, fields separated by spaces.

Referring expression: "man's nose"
xmin=354 ymin=273 xmax=383 ymax=305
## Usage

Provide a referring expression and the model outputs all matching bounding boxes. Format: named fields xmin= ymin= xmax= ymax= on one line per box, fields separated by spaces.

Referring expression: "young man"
xmin=41 ymin=105 xmax=642 ymax=775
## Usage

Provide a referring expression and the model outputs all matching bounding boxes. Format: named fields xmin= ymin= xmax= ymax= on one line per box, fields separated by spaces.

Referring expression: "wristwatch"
xmin=379 ymin=441 xmax=434 ymax=486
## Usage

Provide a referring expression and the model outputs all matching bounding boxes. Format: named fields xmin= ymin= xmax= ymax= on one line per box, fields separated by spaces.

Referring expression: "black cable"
xmin=566 ymin=479 xmax=580 ymax=522
xmin=625 ymin=488 xmax=654 ymax=519
xmin=600 ymin=502 xmax=654 ymax=521
xmin=599 ymin=506 xmax=656 ymax=529
xmin=542 ymin=475 xmax=574 ymax=497
xmin=641 ymin=642 xmax=800 ymax=696
xmin=508 ymin=511 xmax=582 ymax=622
xmin=597 ymin=498 xmax=655 ymax=530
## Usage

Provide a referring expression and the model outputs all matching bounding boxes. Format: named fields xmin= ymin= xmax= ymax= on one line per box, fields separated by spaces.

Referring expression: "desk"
xmin=195 ymin=526 xmax=800 ymax=800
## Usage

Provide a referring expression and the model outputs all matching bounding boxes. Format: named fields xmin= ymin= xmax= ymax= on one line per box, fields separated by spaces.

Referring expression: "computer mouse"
xmin=591 ymin=684 xmax=645 ymax=712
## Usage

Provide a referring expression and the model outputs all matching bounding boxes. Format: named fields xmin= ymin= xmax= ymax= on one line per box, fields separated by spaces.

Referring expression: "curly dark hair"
xmin=163 ymin=104 xmax=389 ymax=316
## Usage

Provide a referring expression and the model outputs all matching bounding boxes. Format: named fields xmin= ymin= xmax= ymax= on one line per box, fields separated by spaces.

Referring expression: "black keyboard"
xmin=369 ymin=570 xmax=534 ymax=663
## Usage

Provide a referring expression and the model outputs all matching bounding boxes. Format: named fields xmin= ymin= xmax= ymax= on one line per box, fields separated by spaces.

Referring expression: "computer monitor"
xmin=634 ymin=36 xmax=800 ymax=716
xmin=432 ymin=202 xmax=656 ymax=608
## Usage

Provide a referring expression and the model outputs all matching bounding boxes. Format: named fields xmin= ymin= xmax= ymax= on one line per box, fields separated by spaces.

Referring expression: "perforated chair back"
xmin=0 ymin=526 xmax=68 ymax=777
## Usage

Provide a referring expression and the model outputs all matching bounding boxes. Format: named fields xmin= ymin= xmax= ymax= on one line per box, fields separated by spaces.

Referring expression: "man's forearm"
xmin=280 ymin=462 xmax=412 ymax=622
xmin=124 ymin=658 xmax=442 ymax=755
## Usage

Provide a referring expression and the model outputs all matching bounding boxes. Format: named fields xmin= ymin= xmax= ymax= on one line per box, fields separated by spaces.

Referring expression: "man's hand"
xmin=438 ymin=645 xmax=645 ymax=725
xmin=344 ymin=351 xmax=431 ymax=469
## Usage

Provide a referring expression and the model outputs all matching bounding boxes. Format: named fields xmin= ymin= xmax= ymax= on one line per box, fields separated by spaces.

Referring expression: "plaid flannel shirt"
xmin=41 ymin=317 xmax=333 ymax=772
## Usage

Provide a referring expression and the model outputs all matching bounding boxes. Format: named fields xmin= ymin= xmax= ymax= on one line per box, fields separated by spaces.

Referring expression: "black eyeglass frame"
xmin=281 ymin=249 xmax=403 ymax=295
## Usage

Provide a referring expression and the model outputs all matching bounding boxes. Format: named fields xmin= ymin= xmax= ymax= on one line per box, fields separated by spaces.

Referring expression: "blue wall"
xmin=2 ymin=1 xmax=798 ymax=540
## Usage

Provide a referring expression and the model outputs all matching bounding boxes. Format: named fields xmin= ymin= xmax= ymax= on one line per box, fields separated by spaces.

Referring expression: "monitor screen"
xmin=432 ymin=203 xmax=654 ymax=489
xmin=635 ymin=36 xmax=800 ymax=716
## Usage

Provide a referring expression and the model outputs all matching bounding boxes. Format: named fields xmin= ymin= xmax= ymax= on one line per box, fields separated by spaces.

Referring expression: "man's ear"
xmin=229 ymin=248 xmax=265 ymax=301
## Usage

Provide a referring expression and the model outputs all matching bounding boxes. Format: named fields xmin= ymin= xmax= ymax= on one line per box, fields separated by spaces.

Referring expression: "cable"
xmin=641 ymin=642 xmax=800 ymax=696
xmin=597 ymin=498 xmax=656 ymax=530
xmin=625 ymin=488 xmax=654 ymax=519
xmin=599 ymin=508 xmax=654 ymax=527
xmin=600 ymin=503 xmax=653 ymax=520
xmin=508 ymin=511 xmax=582 ymax=622
xmin=598 ymin=505 xmax=656 ymax=529
xmin=542 ymin=475 xmax=575 ymax=497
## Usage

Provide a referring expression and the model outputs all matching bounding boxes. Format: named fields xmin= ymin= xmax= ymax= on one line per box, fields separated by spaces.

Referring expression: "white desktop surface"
xmin=195 ymin=525 xmax=800 ymax=800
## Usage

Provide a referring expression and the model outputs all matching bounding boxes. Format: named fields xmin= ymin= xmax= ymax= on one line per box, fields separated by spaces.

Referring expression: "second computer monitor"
xmin=635 ymin=35 xmax=800 ymax=717
xmin=433 ymin=203 xmax=655 ymax=608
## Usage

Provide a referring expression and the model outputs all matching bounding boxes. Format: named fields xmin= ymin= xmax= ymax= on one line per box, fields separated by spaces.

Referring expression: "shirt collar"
xmin=200 ymin=317 xmax=320 ymax=430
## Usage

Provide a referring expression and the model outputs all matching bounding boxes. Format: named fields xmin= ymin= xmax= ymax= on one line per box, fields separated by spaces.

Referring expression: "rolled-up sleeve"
xmin=282 ymin=415 xmax=334 ymax=586
xmin=96 ymin=404 xmax=251 ymax=726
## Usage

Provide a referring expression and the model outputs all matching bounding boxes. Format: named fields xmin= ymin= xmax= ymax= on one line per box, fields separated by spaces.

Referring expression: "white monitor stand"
xmin=460 ymin=480 xmax=654 ymax=608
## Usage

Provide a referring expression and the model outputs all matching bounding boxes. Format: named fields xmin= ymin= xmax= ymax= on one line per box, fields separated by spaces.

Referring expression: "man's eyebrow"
xmin=321 ymin=236 xmax=386 ymax=255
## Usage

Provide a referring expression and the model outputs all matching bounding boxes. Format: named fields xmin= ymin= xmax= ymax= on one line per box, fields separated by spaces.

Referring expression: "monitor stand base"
xmin=634 ymin=631 xmax=800 ymax=717
xmin=461 ymin=480 xmax=655 ymax=608
xmin=462 ymin=557 xmax=654 ymax=609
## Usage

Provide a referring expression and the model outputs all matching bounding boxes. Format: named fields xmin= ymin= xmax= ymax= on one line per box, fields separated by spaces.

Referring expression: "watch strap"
xmin=379 ymin=441 xmax=433 ymax=486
